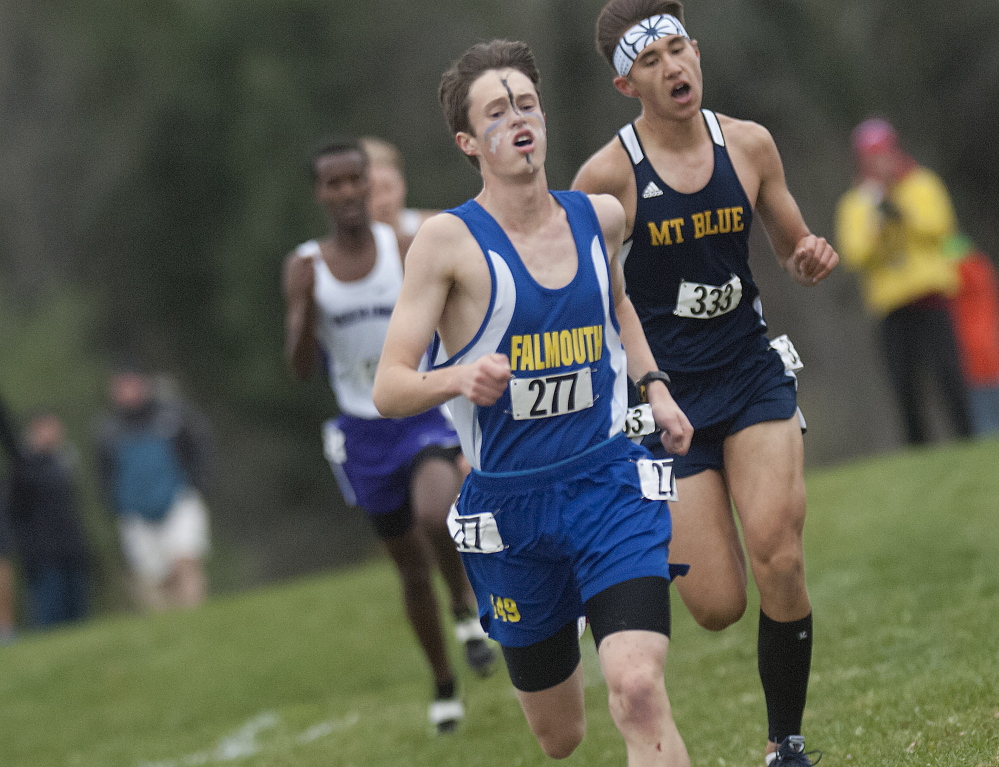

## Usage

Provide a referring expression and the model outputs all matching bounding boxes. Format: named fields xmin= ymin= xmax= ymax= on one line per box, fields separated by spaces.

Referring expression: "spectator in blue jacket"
xmin=96 ymin=367 xmax=214 ymax=610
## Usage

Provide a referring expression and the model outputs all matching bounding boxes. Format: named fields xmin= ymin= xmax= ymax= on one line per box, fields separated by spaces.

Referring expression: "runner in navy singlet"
xmin=573 ymin=2 xmax=838 ymax=765
xmin=374 ymin=39 xmax=694 ymax=766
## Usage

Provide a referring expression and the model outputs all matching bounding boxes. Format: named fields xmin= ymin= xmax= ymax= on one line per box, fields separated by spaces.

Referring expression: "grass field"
xmin=2 ymin=438 xmax=998 ymax=767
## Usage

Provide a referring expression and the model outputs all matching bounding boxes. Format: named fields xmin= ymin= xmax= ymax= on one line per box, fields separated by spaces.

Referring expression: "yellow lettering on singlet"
xmin=648 ymin=218 xmax=685 ymax=246
xmin=520 ymin=334 xmax=535 ymax=371
xmin=510 ymin=336 xmax=523 ymax=371
xmin=693 ymin=207 xmax=745 ymax=239
xmin=543 ymin=331 xmax=561 ymax=368
xmin=510 ymin=325 xmax=605 ymax=370
xmin=731 ymin=206 xmax=744 ymax=232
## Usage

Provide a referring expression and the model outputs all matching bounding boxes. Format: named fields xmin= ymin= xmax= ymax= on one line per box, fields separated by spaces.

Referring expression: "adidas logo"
xmin=642 ymin=181 xmax=663 ymax=199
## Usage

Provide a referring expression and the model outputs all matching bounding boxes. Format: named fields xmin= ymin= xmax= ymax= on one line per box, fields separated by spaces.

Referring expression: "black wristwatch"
xmin=635 ymin=371 xmax=671 ymax=403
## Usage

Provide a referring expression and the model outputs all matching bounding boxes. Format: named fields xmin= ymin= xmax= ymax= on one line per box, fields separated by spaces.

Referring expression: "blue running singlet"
xmin=433 ymin=191 xmax=629 ymax=473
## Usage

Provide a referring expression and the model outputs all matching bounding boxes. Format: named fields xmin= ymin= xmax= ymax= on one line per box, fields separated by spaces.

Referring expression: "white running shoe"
xmin=428 ymin=695 xmax=464 ymax=735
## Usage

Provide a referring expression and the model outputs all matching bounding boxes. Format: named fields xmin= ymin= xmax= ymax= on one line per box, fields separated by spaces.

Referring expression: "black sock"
xmin=758 ymin=610 xmax=812 ymax=744
xmin=435 ymin=679 xmax=456 ymax=700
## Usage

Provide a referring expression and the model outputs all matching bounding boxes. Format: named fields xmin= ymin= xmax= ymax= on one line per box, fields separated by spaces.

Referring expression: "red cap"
xmin=852 ymin=118 xmax=898 ymax=157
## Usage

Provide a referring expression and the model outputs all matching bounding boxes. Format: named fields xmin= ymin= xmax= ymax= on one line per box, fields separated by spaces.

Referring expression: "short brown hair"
xmin=438 ymin=39 xmax=542 ymax=166
xmin=595 ymin=0 xmax=686 ymax=70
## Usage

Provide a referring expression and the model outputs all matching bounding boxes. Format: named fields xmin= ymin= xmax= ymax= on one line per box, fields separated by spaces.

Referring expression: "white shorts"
xmin=118 ymin=488 xmax=211 ymax=583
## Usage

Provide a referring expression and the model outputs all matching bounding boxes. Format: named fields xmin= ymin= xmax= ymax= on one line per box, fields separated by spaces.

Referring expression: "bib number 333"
xmin=674 ymin=274 xmax=742 ymax=319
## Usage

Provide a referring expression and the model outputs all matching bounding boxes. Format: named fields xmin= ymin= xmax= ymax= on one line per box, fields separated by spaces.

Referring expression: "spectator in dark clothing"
xmin=1 ymin=397 xmax=22 ymax=640
xmin=6 ymin=413 xmax=92 ymax=627
xmin=95 ymin=369 xmax=214 ymax=611
xmin=0 ymin=497 xmax=15 ymax=642
xmin=1 ymin=397 xmax=92 ymax=630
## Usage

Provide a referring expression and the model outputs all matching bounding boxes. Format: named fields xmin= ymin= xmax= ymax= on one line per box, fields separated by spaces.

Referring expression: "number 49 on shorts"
xmin=637 ymin=458 xmax=678 ymax=501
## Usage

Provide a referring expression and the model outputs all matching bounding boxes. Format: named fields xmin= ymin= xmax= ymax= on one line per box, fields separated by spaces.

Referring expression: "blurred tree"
xmin=1 ymin=0 xmax=997 ymax=598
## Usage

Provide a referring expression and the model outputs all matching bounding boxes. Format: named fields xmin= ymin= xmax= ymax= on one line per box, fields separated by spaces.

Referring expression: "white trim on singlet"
xmin=618 ymin=123 xmax=644 ymax=164
xmin=441 ymin=249 xmax=518 ymax=470
xmin=588 ymin=234 xmax=628 ymax=437
xmin=620 ymin=112 xmax=723 ymax=160
xmin=702 ymin=109 xmax=725 ymax=146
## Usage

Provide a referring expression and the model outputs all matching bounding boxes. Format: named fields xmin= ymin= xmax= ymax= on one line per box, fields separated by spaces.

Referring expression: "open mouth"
xmin=513 ymin=131 xmax=534 ymax=150
xmin=671 ymin=83 xmax=691 ymax=99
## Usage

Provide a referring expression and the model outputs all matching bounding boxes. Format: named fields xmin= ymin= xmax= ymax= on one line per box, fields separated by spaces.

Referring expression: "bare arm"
xmin=572 ymin=140 xmax=637 ymax=233
xmin=396 ymin=231 xmax=415 ymax=266
xmin=590 ymin=194 xmax=693 ymax=456
xmin=747 ymin=123 xmax=839 ymax=286
xmin=281 ymin=252 xmax=319 ymax=380
xmin=372 ymin=215 xmax=512 ymax=418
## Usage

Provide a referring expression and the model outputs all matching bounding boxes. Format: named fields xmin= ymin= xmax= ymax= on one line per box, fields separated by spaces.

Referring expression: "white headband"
xmin=613 ymin=14 xmax=689 ymax=77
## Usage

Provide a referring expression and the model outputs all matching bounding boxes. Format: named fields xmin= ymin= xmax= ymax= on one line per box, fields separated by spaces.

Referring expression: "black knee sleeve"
xmin=502 ymin=619 xmax=580 ymax=693
xmin=585 ymin=576 xmax=671 ymax=649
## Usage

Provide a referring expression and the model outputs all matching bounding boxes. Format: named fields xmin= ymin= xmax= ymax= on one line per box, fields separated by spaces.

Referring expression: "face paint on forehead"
xmin=501 ymin=77 xmax=522 ymax=114
xmin=475 ymin=71 xmax=544 ymax=164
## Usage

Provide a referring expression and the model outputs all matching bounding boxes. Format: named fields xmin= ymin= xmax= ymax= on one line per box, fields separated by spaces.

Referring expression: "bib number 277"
xmin=509 ymin=367 xmax=594 ymax=420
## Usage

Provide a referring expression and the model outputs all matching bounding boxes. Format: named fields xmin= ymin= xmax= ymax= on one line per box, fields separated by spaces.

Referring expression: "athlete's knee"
xmin=689 ymin=598 xmax=746 ymax=631
xmin=680 ymin=583 xmax=746 ymax=631
xmin=534 ymin=721 xmax=585 ymax=759
xmin=751 ymin=539 xmax=805 ymax=580
xmin=606 ymin=663 xmax=671 ymax=732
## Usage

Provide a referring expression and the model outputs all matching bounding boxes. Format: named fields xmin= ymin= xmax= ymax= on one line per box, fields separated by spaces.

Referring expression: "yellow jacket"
xmin=836 ymin=167 xmax=959 ymax=316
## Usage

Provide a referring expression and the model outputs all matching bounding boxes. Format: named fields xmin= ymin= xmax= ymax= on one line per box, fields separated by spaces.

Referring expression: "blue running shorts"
xmin=449 ymin=433 xmax=682 ymax=648
xmin=323 ymin=407 xmax=460 ymax=515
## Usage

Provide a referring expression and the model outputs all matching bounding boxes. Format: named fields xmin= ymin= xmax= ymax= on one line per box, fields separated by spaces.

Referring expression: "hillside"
xmin=3 ymin=438 xmax=998 ymax=767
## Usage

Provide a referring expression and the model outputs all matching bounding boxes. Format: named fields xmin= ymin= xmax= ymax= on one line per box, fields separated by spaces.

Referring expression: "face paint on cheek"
xmin=484 ymin=119 xmax=506 ymax=155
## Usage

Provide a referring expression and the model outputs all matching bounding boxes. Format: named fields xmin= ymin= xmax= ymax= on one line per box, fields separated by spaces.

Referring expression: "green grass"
xmin=3 ymin=439 xmax=998 ymax=767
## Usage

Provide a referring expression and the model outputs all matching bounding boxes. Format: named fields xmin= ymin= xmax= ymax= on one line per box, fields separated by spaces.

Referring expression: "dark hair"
xmin=438 ymin=39 xmax=542 ymax=167
xmin=308 ymin=137 xmax=368 ymax=183
xmin=595 ymin=0 xmax=685 ymax=70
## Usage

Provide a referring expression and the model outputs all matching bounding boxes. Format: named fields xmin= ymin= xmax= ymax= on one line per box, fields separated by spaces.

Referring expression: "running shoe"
xmin=767 ymin=735 xmax=822 ymax=766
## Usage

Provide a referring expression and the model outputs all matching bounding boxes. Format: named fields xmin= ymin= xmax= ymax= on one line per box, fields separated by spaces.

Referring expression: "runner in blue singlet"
xmin=374 ymin=39 xmax=695 ymax=766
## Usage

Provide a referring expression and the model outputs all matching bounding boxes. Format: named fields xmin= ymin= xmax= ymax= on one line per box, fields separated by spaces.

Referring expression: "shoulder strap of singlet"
xmin=619 ymin=112 xmax=724 ymax=162
xmin=701 ymin=109 xmax=725 ymax=147
xmin=617 ymin=123 xmax=644 ymax=166
xmin=429 ymin=201 xmax=500 ymax=369
xmin=551 ymin=189 xmax=608 ymax=266
xmin=296 ymin=240 xmax=320 ymax=259
xmin=370 ymin=221 xmax=401 ymax=267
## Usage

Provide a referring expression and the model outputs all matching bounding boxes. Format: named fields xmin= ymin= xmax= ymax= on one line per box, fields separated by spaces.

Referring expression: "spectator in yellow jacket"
xmin=836 ymin=118 xmax=972 ymax=445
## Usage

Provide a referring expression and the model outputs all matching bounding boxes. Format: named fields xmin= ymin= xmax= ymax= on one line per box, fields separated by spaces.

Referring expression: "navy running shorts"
xmin=645 ymin=340 xmax=799 ymax=478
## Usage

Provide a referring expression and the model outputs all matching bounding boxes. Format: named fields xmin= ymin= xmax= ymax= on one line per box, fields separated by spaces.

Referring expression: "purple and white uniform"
xmin=297 ymin=223 xmax=459 ymax=517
